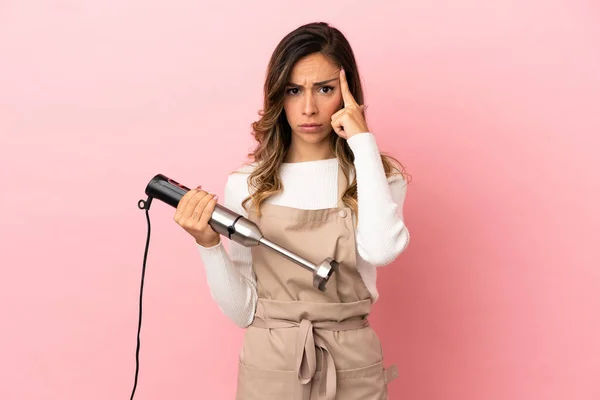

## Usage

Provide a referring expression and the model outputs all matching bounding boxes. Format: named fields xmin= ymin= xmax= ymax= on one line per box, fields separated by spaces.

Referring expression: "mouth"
xmin=298 ymin=123 xmax=323 ymax=133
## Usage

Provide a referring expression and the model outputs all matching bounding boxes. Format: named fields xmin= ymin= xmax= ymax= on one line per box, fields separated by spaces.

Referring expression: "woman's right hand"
xmin=173 ymin=186 xmax=221 ymax=247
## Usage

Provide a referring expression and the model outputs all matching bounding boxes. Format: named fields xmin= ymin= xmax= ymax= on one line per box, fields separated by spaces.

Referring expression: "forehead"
xmin=288 ymin=53 xmax=339 ymax=83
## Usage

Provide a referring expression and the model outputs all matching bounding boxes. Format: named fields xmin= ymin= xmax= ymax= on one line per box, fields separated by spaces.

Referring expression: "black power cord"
xmin=130 ymin=196 xmax=154 ymax=399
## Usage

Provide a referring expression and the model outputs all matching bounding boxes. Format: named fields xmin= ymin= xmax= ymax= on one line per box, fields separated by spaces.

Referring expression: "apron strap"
xmin=384 ymin=364 xmax=399 ymax=384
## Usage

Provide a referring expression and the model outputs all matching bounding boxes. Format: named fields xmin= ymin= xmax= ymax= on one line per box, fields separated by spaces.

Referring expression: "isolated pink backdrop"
xmin=1 ymin=1 xmax=599 ymax=399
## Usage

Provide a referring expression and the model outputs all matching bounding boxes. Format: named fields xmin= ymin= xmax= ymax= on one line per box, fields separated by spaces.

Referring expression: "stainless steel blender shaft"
xmin=208 ymin=203 xmax=337 ymax=292
xmin=257 ymin=238 xmax=338 ymax=292
xmin=258 ymin=237 xmax=315 ymax=273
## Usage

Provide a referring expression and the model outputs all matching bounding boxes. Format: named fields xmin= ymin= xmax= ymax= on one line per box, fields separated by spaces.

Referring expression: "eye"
xmin=285 ymin=87 xmax=300 ymax=95
xmin=319 ymin=85 xmax=335 ymax=94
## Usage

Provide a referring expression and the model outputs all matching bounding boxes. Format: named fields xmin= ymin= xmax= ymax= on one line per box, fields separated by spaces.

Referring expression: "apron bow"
xmin=252 ymin=316 xmax=370 ymax=400
xmin=295 ymin=319 xmax=337 ymax=400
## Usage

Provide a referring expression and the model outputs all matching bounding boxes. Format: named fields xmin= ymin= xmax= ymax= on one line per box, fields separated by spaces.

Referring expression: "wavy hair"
xmin=240 ymin=22 xmax=411 ymax=217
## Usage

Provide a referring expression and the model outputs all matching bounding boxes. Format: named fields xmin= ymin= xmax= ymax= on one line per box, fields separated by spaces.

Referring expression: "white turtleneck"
xmin=196 ymin=132 xmax=409 ymax=328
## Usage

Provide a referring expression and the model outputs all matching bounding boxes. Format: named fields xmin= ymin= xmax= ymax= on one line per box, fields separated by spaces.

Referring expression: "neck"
xmin=284 ymin=136 xmax=335 ymax=163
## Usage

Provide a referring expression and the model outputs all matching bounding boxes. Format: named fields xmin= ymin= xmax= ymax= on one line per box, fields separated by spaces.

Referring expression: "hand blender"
xmin=141 ymin=174 xmax=338 ymax=291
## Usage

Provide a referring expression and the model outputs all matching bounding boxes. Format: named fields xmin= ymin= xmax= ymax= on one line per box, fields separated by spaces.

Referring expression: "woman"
xmin=174 ymin=21 xmax=410 ymax=400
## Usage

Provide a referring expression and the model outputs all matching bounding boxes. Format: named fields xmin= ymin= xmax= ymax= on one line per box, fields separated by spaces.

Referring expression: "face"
xmin=282 ymin=53 xmax=343 ymax=146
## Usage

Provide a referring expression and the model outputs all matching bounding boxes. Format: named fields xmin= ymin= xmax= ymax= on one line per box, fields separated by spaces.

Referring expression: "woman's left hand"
xmin=331 ymin=67 xmax=369 ymax=139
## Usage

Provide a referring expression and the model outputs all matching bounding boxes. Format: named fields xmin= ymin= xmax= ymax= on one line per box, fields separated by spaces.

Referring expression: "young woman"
xmin=174 ymin=22 xmax=410 ymax=400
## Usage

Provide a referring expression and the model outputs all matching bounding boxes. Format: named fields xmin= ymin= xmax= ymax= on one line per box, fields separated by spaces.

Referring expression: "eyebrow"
xmin=286 ymin=77 xmax=339 ymax=88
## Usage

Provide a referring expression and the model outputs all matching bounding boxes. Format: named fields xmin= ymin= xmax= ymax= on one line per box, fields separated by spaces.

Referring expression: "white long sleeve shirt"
xmin=196 ymin=132 xmax=410 ymax=328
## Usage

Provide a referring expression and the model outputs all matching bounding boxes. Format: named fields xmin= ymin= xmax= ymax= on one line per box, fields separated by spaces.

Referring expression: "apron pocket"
xmin=333 ymin=361 xmax=389 ymax=400
xmin=236 ymin=359 xmax=295 ymax=400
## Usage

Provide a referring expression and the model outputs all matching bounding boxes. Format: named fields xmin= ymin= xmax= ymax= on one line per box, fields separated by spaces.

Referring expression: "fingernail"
xmin=214 ymin=195 xmax=219 ymax=201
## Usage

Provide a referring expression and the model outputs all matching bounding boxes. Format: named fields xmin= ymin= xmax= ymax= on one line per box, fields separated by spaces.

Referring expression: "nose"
xmin=302 ymin=92 xmax=318 ymax=116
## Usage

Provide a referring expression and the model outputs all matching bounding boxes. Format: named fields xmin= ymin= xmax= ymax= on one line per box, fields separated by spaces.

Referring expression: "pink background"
xmin=1 ymin=1 xmax=599 ymax=399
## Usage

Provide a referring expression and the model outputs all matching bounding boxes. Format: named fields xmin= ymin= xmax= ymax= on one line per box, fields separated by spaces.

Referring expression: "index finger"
xmin=339 ymin=67 xmax=357 ymax=108
xmin=177 ymin=187 xmax=202 ymax=212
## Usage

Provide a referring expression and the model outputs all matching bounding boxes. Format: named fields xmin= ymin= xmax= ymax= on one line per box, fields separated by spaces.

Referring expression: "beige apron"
xmin=236 ymin=164 xmax=398 ymax=400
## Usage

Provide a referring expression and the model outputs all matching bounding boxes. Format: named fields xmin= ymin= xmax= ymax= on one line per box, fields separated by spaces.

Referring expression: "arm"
xmin=196 ymin=173 xmax=258 ymax=328
xmin=347 ymin=132 xmax=410 ymax=266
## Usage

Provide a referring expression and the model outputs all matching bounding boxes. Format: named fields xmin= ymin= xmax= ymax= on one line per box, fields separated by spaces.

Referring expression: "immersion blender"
xmin=140 ymin=173 xmax=338 ymax=291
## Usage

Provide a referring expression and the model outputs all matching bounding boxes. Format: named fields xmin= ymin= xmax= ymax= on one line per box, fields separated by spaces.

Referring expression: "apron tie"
xmin=296 ymin=319 xmax=317 ymax=385
xmin=252 ymin=316 xmax=369 ymax=400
